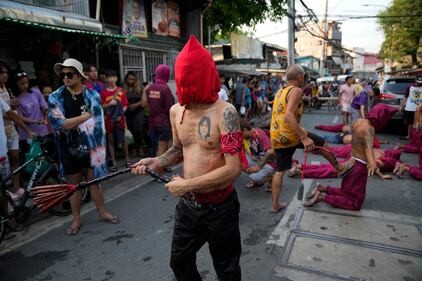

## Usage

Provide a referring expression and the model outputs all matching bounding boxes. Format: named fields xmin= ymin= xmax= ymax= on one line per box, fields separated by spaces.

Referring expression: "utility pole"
xmin=320 ymin=0 xmax=329 ymax=76
xmin=287 ymin=0 xmax=295 ymax=66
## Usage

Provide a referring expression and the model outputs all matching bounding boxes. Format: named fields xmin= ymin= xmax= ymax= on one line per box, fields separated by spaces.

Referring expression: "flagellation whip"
xmin=32 ymin=168 xmax=171 ymax=213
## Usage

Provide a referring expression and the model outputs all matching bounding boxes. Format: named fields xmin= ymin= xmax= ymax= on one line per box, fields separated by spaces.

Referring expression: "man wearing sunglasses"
xmin=48 ymin=58 xmax=118 ymax=236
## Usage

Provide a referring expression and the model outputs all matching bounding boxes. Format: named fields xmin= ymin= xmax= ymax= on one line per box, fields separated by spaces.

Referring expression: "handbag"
xmin=65 ymin=131 xmax=90 ymax=161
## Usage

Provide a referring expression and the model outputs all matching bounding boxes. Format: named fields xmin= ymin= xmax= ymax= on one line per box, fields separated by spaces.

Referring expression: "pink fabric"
xmin=331 ymin=144 xmax=351 ymax=159
xmin=303 ymin=163 xmax=338 ymax=179
xmin=403 ymin=128 xmax=422 ymax=153
xmin=408 ymin=166 xmax=422 ymax=180
xmin=384 ymin=148 xmax=401 ymax=160
xmin=366 ymin=104 xmax=399 ymax=131
xmin=324 ymin=161 xmax=368 ymax=210
xmin=407 ymin=146 xmax=422 ymax=180
xmin=315 ymin=123 xmax=343 ymax=133
xmin=313 ymin=144 xmax=351 ymax=159
xmin=378 ymin=156 xmax=400 ymax=172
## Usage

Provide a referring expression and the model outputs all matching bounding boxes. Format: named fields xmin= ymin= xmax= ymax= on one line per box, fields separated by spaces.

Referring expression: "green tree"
xmin=378 ymin=0 xmax=422 ymax=65
xmin=204 ymin=0 xmax=288 ymax=42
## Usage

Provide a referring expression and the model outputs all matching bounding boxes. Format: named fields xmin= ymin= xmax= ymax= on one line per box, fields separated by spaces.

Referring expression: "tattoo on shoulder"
xmin=363 ymin=127 xmax=374 ymax=145
xmin=222 ymin=107 xmax=240 ymax=132
xmin=198 ymin=116 xmax=211 ymax=140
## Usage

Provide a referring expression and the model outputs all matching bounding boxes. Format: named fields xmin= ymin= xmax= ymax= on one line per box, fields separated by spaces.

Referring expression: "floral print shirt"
xmin=48 ymin=86 xmax=108 ymax=178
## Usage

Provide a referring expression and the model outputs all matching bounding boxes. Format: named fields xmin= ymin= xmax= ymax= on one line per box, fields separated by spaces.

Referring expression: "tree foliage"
xmin=378 ymin=0 xmax=422 ymax=65
xmin=204 ymin=0 xmax=288 ymax=42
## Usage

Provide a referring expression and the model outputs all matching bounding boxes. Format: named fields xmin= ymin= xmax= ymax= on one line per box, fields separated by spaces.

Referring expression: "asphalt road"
xmin=1 ymin=109 xmax=421 ymax=281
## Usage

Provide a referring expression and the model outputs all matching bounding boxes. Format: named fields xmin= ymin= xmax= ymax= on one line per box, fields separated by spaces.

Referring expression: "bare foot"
xmin=288 ymin=164 xmax=302 ymax=177
xmin=307 ymin=183 xmax=326 ymax=199
xmin=66 ymin=221 xmax=81 ymax=236
xmin=100 ymin=212 xmax=120 ymax=224
xmin=393 ymin=162 xmax=402 ymax=174
xmin=304 ymin=191 xmax=324 ymax=207
xmin=271 ymin=203 xmax=287 ymax=213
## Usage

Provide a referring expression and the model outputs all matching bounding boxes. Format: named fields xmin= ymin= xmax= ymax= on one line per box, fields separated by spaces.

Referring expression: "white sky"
xmin=249 ymin=0 xmax=391 ymax=53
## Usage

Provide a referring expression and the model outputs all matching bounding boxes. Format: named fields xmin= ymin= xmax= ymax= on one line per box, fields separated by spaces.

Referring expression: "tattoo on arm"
xmin=363 ymin=127 xmax=374 ymax=147
xmin=222 ymin=107 xmax=240 ymax=132
xmin=158 ymin=145 xmax=183 ymax=167
xmin=198 ymin=116 xmax=211 ymax=140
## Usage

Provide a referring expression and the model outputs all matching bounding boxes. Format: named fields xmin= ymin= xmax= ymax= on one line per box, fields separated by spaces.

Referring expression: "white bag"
xmin=239 ymin=105 xmax=246 ymax=116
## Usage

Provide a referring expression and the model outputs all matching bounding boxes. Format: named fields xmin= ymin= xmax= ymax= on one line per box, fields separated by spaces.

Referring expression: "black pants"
xmin=170 ymin=191 xmax=242 ymax=281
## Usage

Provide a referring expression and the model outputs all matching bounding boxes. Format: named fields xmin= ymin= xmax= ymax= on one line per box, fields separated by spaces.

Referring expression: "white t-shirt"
xmin=0 ymin=99 xmax=11 ymax=157
xmin=218 ymin=88 xmax=229 ymax=101
xmin=340 ymin=84 xmax=355 ymax=105
xmin=405 ymin=85 xmax=422 ymax=112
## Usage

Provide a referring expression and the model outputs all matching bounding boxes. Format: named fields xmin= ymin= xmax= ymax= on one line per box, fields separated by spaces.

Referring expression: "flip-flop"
xmin=246 ymin=181 xmax=263 ymax=189
xmin=66 ymin=225 xmax=81 ymax=236
xmin=270 ymin=203 xmax=287 ymax=213
xmin=304 ymin=191 xmax=320 ymax=207
xmin=103 ymin=215 xmax=120 ymax=224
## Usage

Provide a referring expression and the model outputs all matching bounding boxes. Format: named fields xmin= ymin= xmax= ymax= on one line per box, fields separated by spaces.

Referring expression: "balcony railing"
xmin=11 ymin=0 xmax=90 ymax=17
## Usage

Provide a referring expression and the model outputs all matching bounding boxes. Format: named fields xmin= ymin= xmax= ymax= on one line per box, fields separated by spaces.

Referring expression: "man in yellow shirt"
xmin=270 ymin=65 xmax=325 ymax=213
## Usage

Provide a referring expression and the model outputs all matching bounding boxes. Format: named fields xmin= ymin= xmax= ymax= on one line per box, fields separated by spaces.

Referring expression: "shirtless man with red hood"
xmin=132 ymin=36 xmax=242 ymax=281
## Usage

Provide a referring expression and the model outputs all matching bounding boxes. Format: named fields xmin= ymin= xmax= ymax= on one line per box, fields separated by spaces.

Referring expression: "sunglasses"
xmin=60 ymin=72 xmax=77 ymax=79
xmin=16 ymin=72 xmax=27 ymax=78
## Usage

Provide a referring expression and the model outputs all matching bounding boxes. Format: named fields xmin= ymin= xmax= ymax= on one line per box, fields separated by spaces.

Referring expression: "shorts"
xmin=403 ymin=110 xmax=415 ymax=125
xmin=341 ymin=103 xmax=352 ymax=113
xmin=274 ymin=132 xmax=325 ymax=172
xmin=7 ymin=135 xmax=19 ymax=151
xmin=59 ymin=145 xmax=91 ymax=175
xmin=151 ymin=127 xmax=172 ymax=142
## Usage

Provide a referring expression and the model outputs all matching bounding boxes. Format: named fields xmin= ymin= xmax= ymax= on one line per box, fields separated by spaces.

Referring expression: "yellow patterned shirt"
xmin=270 ymin=86 xmax=303 ymax=149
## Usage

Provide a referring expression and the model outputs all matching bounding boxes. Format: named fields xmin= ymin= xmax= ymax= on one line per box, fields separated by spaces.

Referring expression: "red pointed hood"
xmin=175 ymin=35 xmax=220 ymax=106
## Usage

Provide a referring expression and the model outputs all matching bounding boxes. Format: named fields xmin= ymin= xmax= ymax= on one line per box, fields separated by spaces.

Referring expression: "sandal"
xmin=110 ymin=166 xmax=118 ymax=173
xmin=246 ymin=181 xmax=263 ymax=189
xmin=103 ymin=215 xmax=120 ymax=224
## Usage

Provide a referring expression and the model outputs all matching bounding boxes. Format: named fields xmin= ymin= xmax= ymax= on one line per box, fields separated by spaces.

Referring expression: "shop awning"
xmin=0 ymin=0 xmax=128 ymax=39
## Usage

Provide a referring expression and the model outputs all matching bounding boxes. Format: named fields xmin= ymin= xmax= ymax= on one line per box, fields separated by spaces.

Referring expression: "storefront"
xmin=0 ymin=0 xmax=126 ymax=88
xmin=116 ymin=0 xmax=205 ymax=86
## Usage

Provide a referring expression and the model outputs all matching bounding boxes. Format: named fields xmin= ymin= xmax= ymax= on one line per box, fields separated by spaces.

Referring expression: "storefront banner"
xmin=122 ymin=0 xmax=148 ymax=38
xmin=152 ymin=0 xmax=168 ymax=36
xmin=166 ymin=1 xmax=180 ymax=38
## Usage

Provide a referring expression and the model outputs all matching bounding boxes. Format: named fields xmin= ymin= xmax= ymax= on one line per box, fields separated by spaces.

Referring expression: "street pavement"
xmin=0 ymin=109 xmax=421 ymax=281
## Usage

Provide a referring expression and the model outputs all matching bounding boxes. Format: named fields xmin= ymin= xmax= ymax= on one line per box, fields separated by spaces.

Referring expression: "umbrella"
xmin=32 ymin=168 xmax=171 ymax=213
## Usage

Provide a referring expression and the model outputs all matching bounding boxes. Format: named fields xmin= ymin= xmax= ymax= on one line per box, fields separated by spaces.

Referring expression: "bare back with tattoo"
xmin=351 ymin=119 xmax=375 ymax=164
xmin=162 ymin=99 xmax=240 ymax=187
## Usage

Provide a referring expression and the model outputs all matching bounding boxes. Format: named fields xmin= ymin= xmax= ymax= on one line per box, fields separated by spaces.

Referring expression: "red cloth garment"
xmin=402 ymin=128 xmax=422 ymax=153
xmin=324 ymin=160 xmax=368 ymax=210
xmin=146 ymin=64 xmax=174 ymax=129
xmin=406 ymin=146 xmax=422 ymax=180
xmin=174 ymin=35 xmax=219 ymax=107
xmin=330 ymin=144 xmax=352 ymax=159
xmin=313 ymin=144 xmax=351 ymax=159
xmin=315 ymin=123 xmax=343 ymax=133
xmin=193 ymin=184 xmax=234 ymax=204
xmin=373 ymin=136 xmax=380 ymax=148
xmin=366 ymin=104 xmax=399 ymax=131
xmin=100 ymin=87 xmax=128 ymax=133
xmin=303 ymin=162 xmax=340 ymax=179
